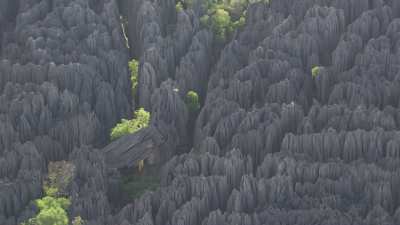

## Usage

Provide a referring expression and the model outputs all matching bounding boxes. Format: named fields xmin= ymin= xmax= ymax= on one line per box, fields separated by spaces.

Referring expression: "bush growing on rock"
xmin=110 ymin=108 xmax=150 ymax=140
xmin=186 ymin=91 xmax=200 ymax=113
xmin=176 ymin=2 xmax=184 ymax=12
xmin=72 ymin=216 xmax=84 ymax=225
xmin=199 ymin=0 xmax=271 ymax=41
xmin=129 ymin=59 xmax=139 ymax=98
xmin=200 ymin=5 xmax=233 ymax=42
xmin=210 ymin=8 xmax=233 ymax=41
xmin=23 ymin=161 xmax=75 ymax=225
xmin=23 ymin=196 xmax=71 ymax=225
xmin=312 ymin=66 xmax=321 ymax=78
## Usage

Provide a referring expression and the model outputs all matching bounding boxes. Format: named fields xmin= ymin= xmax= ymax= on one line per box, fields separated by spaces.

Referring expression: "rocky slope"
xmin=2 ymin=0 xmax=400 ymax=224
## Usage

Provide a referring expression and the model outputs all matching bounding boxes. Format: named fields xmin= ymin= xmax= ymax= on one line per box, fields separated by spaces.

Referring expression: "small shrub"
xmin=22 ymin=161 xmax=76 ymax=225
xmin=72 ymin=216 xmax=84 ymax=225
xmin=198 ymin=0 xmax=270 ymax=42
xmin=311 ymin=66 xmax=321 ymax=78
xmin=210 ymin=8 xmax=232 ymax=41
xmin=110 ymin=108 xmax=150 ymax=141
xmin=186 ymin=91 xmax=200 ymax=113
xmin=28 ymin=196 xmax=70 ymax=225
xmin=176 ymin=1 xmax=184 ymax=12
xmin=129 ymin=59 xmax=139 ymax=98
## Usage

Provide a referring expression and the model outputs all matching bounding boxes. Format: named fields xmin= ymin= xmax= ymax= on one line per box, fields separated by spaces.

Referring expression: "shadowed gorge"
xmin=2 ymin=0 xmax=400 ymax=225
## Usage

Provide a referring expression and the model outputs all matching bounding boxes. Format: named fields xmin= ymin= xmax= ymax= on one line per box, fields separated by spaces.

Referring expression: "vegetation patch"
xmin=311 ymin=66 xmax=322 ymax=78
xmin=72 ymin=216 xmax=84 ymax=225
xmin=174 ymin=0 xmax=269 ymax=42
xmin=22 ymin=161 xmax=78 ymax=225
xmin=22 ymin=196 xmax=71 ymax=225
xmin=110 ymin=108 xmax=150 ymax=141
xmin=176 ymin=1 xmax=184 ymax=12
xmin=186 ymin=90 xmax=201 ymax=113
xmin=128 ymin=59 xmax=139 ymax=99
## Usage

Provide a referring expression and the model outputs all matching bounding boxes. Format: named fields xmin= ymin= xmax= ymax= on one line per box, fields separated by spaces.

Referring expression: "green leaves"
xmin=23 ymin=196 xmax=71 ymax=225
xmin=186 ymin=91 xmax=200 ymax=113
xmin=199 ymin=0 xmax=251 ymax=42
xmin=176 ymin=1 xmax=184 ymax=12
xmin=312 ymin=66 xmax=322 ymax=78
xmin=34 ymin=197 xmax=70 ymax=225
xmin=110 ymin=108 xmax=150 ymax=141
xmin=210 ymin=8 xmax=232 ymax=41
xmin=36 ymin=196 xmax=71 ymax=211
xmin=72 ymin=216 xmax=84 ymax=225
xmin=129 ymin=59 xmax=139 ymax=99
xmin=22 ymin=161 xmax=76 ymax=225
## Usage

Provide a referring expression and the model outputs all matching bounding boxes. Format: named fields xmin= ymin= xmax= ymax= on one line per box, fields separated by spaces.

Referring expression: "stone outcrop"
xmin=4 ymin=0 xmax=400 ymax=224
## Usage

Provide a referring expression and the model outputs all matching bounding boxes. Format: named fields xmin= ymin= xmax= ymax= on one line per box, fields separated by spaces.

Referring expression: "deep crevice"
xmin=6 ymin=0 xmax=19 ymax=23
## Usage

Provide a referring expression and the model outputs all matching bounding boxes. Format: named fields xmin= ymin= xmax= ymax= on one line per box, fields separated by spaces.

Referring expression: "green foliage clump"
xmin=311 ymin=66 xmax=322 ymax=78
xmin=176 ymin=1 xmax=184 ymax=12
xmin=72 ymin=216 xmax=84 ymax=225
xmin=110 ymin=108 xmax=150 ymax=141
xmin=211 ymin=8 xmax=233 ymax=41
xmin=186 ymin=91 xmax=200 ymax=113
xmin=198 ymin=0 xmax=259 ymax=42
xmin=23 ymin=161 xmax=76 ymax=225
xmin=23 ymin=196 xmax=71 ymax=225
xmin=129 ymin=59 xmax=139 ymax=99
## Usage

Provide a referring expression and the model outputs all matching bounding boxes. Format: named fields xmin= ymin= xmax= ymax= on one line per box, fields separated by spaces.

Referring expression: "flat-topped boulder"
xmin=101 ymin=126 xmax=165 ymax=169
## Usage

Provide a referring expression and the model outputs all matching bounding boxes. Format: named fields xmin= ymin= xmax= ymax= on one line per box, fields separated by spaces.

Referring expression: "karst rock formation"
xmin=2 ymin=0 xmax=400 ymax=224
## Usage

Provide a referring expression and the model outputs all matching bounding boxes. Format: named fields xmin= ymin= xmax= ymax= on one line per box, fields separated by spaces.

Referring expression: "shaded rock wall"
xmin=4 ymin=0 xmax=400 ymax=225
xmin=106 ymin=0 xmax=400 ymax=225
xmin=0 ymin=0 xmax=130 ymax=223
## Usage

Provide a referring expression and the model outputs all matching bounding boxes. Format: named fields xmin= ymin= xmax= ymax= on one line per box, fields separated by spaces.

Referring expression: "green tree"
xmin=186 ymin=91 xmax=200 ymax=113
xmin=22 ymin=161 xmax=76 ymax=225
xmin=110 ymin=108 xmax=150 ymax=140
xmin=129 ymin=59 xmax=139 ymax=98
xmin=23 ymin=196 xmax=70 ymax=225
xmin=35 ymin=197 xmax=70 ymax=225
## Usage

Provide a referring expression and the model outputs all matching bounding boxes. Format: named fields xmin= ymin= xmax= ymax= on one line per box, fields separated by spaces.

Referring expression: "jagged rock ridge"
xmin=3 ymin=0 xmax=400 ymax=225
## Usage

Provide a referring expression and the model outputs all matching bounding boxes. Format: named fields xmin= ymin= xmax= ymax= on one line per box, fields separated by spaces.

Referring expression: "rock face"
xmin=0 ymin=0 xmax=131 ymax=224
xmin=102 ymin=126 xmax=165 ymax=169
xmin=4 ymin=0 xmax=400 ymax=225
